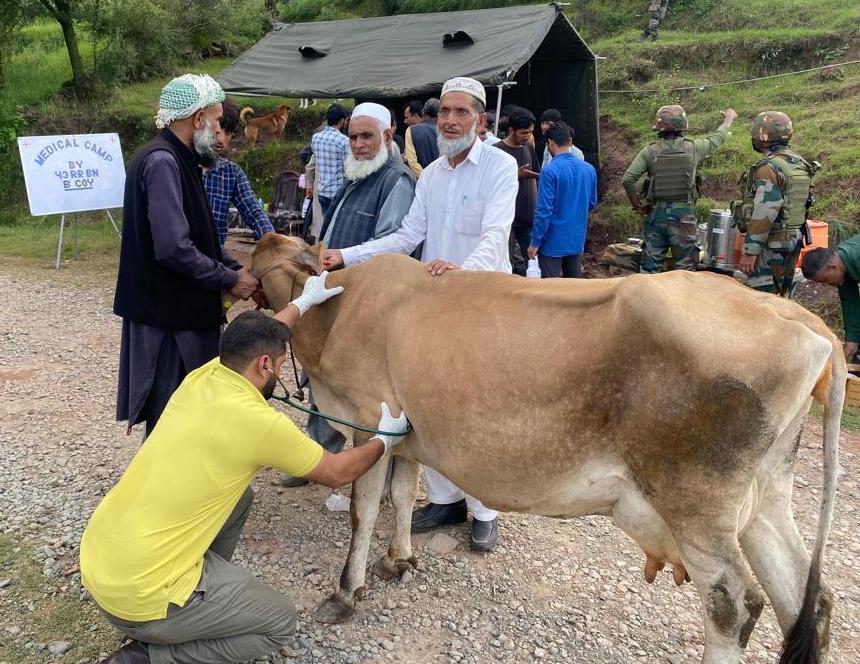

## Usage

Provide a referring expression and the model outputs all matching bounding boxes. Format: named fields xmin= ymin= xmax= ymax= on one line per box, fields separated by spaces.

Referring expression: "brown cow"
xmin=251 ymin=234 xmax=842 ymax=664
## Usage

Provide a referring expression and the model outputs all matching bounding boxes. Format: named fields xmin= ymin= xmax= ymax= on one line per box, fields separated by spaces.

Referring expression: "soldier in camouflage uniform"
xmin=735 ymin=111 xmax=818 ymax=295
xmin=641 ymin=0 xmax=670 ymax=41
xmin=622 ymin=105 xmax=737 ymax=273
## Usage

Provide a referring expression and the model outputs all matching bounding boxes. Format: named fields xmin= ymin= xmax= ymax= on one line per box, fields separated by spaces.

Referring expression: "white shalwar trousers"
xmin=422 ymin=466 xmax=498 ymax=522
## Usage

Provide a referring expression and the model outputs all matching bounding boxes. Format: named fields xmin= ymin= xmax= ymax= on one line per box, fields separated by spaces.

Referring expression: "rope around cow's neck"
xmin=270 ymin=374 xmax=413 ymax=437
xmin=257 ymin=258 xmax=413 ymax=437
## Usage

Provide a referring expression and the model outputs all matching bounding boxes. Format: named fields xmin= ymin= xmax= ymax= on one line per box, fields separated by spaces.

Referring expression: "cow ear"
xmin=295 ymin=241 xmax=322 ymax=274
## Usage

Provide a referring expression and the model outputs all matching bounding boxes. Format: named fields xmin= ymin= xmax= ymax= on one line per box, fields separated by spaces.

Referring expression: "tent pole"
xmin=494 ymin=81 xmax=517 ymax=135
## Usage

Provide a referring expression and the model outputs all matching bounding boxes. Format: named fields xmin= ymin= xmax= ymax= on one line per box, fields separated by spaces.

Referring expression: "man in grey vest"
xmin=279 ymin=102 xmax=415 ymax=487
xmin=621 ymin=104 xmax=737 ymax=273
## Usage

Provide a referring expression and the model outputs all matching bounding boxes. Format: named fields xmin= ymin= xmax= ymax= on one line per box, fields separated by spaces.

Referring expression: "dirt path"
xmin=1 ymin=268 xmax=858 ymax=663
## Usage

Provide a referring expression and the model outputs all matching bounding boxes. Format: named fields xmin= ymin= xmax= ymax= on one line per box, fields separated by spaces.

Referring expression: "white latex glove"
xmin=374 ymin=402 xmax=409 ymax=452
xmin=290 ymin=271 xmax=344 ymax=316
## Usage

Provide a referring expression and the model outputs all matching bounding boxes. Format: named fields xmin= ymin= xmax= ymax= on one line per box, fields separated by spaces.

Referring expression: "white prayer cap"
xmin=350 ymin=102 xmax=391 ymax=130
xmin=441 ymin=77 xmax=486 ymax=105
xmin=155 ymin=74 xmax=225 ymax=129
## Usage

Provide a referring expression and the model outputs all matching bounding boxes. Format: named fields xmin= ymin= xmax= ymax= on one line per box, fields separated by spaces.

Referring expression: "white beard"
xmin=193 ymin=120 xmax=218 ymax=167
xmin=437 ymin=121 xmax=478 ymax=159
xmin=344 ymin=144 xmax=390 ymax=182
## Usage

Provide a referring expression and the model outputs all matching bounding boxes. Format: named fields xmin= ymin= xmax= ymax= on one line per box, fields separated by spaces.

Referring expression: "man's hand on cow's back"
xmin=230 ymin=267 xmax=260 ymax=300
xmin=427 ymin=260 xmax=460 ymax=276
xmin=322 ymin=249 xmax=344 ymax=271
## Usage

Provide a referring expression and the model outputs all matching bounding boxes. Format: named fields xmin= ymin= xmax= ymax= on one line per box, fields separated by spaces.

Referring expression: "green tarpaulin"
xmin=217 ymin=4 xmax=599 ymax=161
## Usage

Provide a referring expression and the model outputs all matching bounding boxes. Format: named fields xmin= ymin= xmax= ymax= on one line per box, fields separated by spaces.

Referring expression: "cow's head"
xmin=251 ymin=234 xmax=324 ymax=311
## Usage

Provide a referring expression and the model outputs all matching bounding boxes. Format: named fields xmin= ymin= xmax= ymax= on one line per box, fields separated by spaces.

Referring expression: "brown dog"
xmin=239 ymin=103 xmax=291 ymax=146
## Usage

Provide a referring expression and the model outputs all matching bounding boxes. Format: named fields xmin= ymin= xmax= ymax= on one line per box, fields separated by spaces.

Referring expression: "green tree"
xmin=0 ymin=3 xmax=36 ymax=88
xmin=37 ymin=0 xmax=92 ymax=95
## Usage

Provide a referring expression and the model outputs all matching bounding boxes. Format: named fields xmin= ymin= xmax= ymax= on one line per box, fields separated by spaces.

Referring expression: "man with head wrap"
xmin=322 ymin=77 xmax=519 ymax=552
xmin=113 ymin=74 xmax=260 ymax=439
xmin=278 ymin=102 xmax=416 ymax=488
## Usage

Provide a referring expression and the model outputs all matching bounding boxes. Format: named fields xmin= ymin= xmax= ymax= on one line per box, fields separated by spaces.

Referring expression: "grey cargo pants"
xmin=100 ymin=488 xmax=296 ymax=663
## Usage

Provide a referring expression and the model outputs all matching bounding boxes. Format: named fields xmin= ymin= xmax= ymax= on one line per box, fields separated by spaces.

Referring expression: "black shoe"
xmin=411 ymin=500 xmax=467 ymax=533
xmin=278 ymin=475 xmax=309 ymax=488
xmin=469 ymin=517 xmax=498 ymax=552
xmin=104 ymin=640 xmax=150 ymax=663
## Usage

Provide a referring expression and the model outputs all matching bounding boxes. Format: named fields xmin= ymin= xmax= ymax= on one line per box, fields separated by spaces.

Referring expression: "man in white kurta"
xmin=323 ymin=76 xmax=517 ymax=552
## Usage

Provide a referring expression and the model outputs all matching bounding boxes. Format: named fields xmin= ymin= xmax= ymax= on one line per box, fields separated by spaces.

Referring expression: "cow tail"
xmin=779 ymin=341 xmax=843 ymax=664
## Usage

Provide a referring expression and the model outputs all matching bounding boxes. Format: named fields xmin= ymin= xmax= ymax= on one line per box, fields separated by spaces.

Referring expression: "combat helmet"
xmin=652 ymin=105 xmax=688 ymax=132
xmin=751 ymin=111 xmax=793 ymax=145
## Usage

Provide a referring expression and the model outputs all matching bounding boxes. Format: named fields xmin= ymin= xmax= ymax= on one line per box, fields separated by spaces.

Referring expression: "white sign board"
xmin=17 ymin=133 xmax=126 ymax=216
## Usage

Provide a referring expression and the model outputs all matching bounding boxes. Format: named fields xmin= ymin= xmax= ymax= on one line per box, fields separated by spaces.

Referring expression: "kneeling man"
xmin=81 ymin=275 xmax=407 ymax=664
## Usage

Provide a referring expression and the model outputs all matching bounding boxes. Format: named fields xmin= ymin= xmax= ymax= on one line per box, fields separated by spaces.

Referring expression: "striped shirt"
xmin=311 ymin=126 xmax=350 ymax=198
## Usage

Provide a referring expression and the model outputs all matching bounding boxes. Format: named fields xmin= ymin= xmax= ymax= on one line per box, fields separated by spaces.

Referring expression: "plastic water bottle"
xmin=526 ymin=258 xmax=542 ymax=279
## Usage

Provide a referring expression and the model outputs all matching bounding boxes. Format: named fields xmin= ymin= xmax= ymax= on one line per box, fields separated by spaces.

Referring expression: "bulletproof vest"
xmin=734 ymin=148 xmax=815 ymax=231
xmin=645 ymin=139 xmax=698 ymax=203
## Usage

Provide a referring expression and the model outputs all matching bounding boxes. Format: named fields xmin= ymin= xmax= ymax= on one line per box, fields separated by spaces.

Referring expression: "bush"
xmin=233 ymin=141 xmax=305 ymax=201
xmin=0 ymin=102 xmax=27 ymax=225
xmin=94 ymin=0 xmax=270 ymax=83
xmin=281 ymin=0 xmax=325 ymax=21
xmin=94 ymin=0 xmax=181 ymax=82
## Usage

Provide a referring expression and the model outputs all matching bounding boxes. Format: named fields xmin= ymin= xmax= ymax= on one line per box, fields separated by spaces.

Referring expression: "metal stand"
xmin=105 ymin=209 xmax=121 ymax=237
xmin=72 ymin=212 xmax=79 ymax=259
xmin=55 ymin=214 xmax=66 ymax=270
xmin=54 ymin=209 xmax=121 ymax=269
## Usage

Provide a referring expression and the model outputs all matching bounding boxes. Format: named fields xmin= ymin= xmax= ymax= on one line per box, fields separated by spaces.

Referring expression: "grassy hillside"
xmin=2 ymin=1 xmax=859 ymax=244
xmin=587 ymin=0 xmax=860 ymax=241
xmin=0 ymin=19 xmax=319 ymax=225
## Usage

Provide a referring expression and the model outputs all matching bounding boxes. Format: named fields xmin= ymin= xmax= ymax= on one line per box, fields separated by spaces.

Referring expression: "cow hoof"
xmin=375 ymin=555 xmax=414 ymax=580
xmin=314 ymin=593 xmax=356 ymax=624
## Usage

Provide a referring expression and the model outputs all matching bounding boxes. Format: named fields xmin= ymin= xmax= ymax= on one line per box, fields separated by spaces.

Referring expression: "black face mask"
xmin=261 ymin=373 xmax=277 ymax=400
xmin=751 ymin=138 xmax=765 ymax=154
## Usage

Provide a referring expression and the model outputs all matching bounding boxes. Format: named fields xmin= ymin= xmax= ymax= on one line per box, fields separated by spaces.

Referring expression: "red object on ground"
xmin=797 ymin=220 xmax=829 ymax=267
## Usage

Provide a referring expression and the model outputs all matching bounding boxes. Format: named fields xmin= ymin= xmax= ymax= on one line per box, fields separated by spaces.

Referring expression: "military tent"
xmin=217 ymin=3 xmax=599 ymax=161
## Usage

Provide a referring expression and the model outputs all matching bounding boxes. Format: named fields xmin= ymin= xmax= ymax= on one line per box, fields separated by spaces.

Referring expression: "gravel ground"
xmin=1 ymin=268 xmax=859 ymax=663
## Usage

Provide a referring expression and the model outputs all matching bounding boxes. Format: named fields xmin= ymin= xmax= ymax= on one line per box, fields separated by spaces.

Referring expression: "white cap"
xmin=350 ymin=102 xmax=391 ymax=129
xmin=441 ymin=77 xmax=486 ymax=105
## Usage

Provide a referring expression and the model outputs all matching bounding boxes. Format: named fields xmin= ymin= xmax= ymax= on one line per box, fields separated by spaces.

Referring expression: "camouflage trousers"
xmin=640 ymin=203 xmax=699 ymax=273
xmin=644 ymin=0 xmax=669 ymax=36
xmin=745 ymin=230 xmax=801 ymax=296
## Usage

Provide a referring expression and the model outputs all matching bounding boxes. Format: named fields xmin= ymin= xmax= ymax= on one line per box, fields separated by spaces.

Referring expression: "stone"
xmin=47 ymin=641 xmax=73 ymax=655
xmin=427 ymin=533 xmax=460 ymax=554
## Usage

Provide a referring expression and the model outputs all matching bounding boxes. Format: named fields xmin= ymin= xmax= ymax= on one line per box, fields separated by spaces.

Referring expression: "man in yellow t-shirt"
xmin=81 ymin=273 xmax=408 ymax=664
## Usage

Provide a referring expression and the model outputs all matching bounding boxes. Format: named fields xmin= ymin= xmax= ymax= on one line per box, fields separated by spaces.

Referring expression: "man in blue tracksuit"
xmin=528 ymin=122 xmax=597 ymax=277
